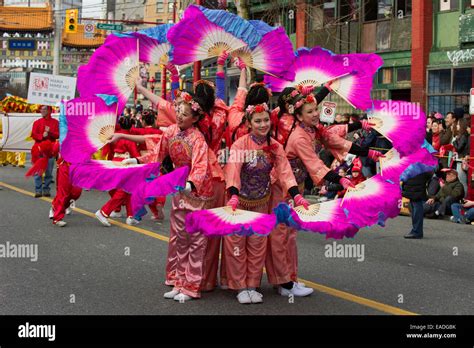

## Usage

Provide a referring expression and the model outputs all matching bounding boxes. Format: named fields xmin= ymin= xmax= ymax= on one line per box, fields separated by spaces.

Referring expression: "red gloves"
xmin=361 ymin=120 xmax=376 ymax=131
xmin=368 ymin=149 xmax=385 ymax=162
xmin=294 ymin=194 xmax=309 ymax=210
xmin=226 ymin=194 xmax=239 ymax=211
xmin=324 ymin=80 xmax=334 ymax=91
xmin=300 ymin=85 xmax=314 ymax=96
xmin=339 ymin=177 xmax=355 ymax=190
xmin=165 ymin=63 xmax=179 ymax=83
xmin=217 ymin=50 xmax=229 ymax=66
xmin=234 ymin=57 xmax=247 ymax=71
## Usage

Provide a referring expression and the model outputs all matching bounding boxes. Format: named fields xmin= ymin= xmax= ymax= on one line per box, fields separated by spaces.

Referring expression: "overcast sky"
xmin=81 ymin=0 xmax=107 ymax=19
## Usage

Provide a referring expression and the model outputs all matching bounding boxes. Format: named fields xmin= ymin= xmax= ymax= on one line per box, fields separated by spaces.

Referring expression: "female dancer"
xmin=95 ymin=116 xmax=141 ymax=227
xmin=266 ymin=85 xmax=378 ymax=296
xmin=265 ymin=89 xmax=383 ymax=296
xmin=131 ymin=110 xmax=166 ymax=221
xmin=224 ymin=101 xmax=309 ymax=304
xmin=111 ymin=92 xmax=215 ymax=302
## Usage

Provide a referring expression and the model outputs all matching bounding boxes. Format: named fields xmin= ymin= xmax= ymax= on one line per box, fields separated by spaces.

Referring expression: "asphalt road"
xmin=1 ymin=163 xmax=473 ymax=315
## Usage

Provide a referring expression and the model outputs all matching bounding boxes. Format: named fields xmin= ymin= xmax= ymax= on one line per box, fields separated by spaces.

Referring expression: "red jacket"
xmin=110 ymin=130 xmax=140 ymax=161
xmin=31 ymin=116 xmax=59 ymax=143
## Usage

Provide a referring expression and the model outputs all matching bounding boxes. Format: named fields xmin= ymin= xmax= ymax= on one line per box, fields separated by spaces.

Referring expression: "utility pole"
xmin=52 ymin=0 xmax=61 ymax=75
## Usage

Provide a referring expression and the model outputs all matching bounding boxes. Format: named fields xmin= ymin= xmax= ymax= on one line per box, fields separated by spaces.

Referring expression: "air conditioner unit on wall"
xmin=440 ymin=0 xmax=451 ymax=11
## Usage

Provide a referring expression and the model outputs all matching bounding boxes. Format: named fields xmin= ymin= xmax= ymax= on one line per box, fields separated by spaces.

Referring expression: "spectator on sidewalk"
xmin=450 ymin=199 xmax=474 ymax=224
xmin=402 ymin=170 xmax=433 ymax=239
xmin=423 ymin=168 xmax=464 ymax=219
xmin=431 ymin=120 xmax=441 ymax=151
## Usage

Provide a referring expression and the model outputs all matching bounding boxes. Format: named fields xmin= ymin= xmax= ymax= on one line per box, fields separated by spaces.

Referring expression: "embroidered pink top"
xmin=139 ymin=124 xmax=214 ymax=199
xmin=225 ymin=133 xmax=297 ymax=200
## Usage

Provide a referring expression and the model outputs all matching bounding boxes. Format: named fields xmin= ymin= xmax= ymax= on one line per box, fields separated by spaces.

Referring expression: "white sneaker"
xmin=65 ymin=207 xmax=72 ymax=215
xmin=126 ymin=217 xmax=139 ymax=226
xmin=248 ymin=290 xmax=263 ymax=304
xmin=54 ymin=220 xmax=67 ymax=227
xmin=69 ymin=199 xmax=76 ymax=209
xmin=110 ymin=211 xmax=123 ymax=218
xmin=95 ymin=210 xmax=111 ymax=227
xmin=173 ymin=293 xmax=192 ymax=302
xmin=237 ymin=290 xmax=251 ymax=304
xmin=296 ymin=282 xmax=307 ymax=288
xmin=279 ymin=283 xmax=314 ymax=297
xmin=164 ymin=289 xmax=180 ymax=299
xmin=49 ymin=208 xmax=54 ymax=219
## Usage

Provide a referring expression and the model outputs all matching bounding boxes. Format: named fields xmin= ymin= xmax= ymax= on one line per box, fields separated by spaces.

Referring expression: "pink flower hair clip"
xmin=245 ymin=103 xmax=269 ymax=114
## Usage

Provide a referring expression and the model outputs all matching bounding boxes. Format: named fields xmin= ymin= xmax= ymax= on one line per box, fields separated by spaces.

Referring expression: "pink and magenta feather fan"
xmin=131 ymin=166 xmax=189 ymax=215
xmin=339 ymin=175 xmax=402 ymax=228
xmin=368 ymin=100 xmax=427 ymax=157
xmin=69 ymin=160 xmax=161 ymax=193
xmin=77 ymin=34 xmax=139 ymax=111
xmin=379 ymin=148 xmax=438 ymax=183
xmin=185 ymin=207 xmax=277 ymax=237
xmin=264 ymin=46 xmax=353 ymax=92
xmin=167 ymin=5 xmax=257 ymax=65
xmin=60 ymin=96 xmax=118 ymax=164
xmin=289 ymin=200 xmax=359 ymax=239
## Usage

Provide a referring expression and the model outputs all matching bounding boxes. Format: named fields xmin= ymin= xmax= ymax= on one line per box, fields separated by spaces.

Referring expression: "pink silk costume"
xmin=266 ymin=110 xmax=353 ymax=286
xmin=153 ymin=98 xmax=228 ymax=292
xmin=139 ymin=124 xmax=215 ymax=298
xmin=223 ymin=133 xmax=297 ymax=290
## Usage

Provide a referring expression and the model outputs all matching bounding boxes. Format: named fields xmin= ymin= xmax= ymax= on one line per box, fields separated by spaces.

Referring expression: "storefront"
xmin=427 ymin=49 xmax=473 ymax=116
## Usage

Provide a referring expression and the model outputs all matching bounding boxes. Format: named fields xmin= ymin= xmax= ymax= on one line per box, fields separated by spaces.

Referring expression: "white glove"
xmin=182 ymin=181 xmax=192 ymax=194
xmin=43 ymin=131 xmax=48 ymax=138
xmin=121 ymin=158 xmax=138 ymax=166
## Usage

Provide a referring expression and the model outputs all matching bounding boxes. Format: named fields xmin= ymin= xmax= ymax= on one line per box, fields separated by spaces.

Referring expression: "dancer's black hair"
xmin=283 ymin=93 xmax=307 ymax=149
xmin=231 ymin=83 xmax=271 ymax=143
xmin=194 ymin=81 xmax=215 ymax=114
xmin=142 ymin=110 xmax=156 ymax=127
xmin=118 ymin=116 xmax=133 ymax=130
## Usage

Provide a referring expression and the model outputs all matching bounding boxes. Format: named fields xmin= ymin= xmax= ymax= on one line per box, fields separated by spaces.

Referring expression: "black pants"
xmin=423 ymin=196 xmax=457 ymax=217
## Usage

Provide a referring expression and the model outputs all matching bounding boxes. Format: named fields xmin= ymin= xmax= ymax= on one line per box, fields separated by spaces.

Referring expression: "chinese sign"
xmin=27 ymin=73 xmax=77 ymax=106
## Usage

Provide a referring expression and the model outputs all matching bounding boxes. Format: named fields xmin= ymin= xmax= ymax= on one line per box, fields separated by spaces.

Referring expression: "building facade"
xmin=246 ymin=0 xmax=473 ymax=115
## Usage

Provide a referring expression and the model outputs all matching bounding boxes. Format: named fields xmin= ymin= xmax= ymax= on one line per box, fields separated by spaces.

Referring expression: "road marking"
xmin=0 ymin=181 xmax=418 ymax=315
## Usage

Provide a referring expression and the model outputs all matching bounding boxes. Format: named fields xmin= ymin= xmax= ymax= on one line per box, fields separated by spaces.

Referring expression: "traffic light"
xmin=65 ymin=9 xmax=78 ymax=34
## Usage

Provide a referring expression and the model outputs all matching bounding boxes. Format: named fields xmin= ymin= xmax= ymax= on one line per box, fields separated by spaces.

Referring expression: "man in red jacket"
xmin=31 ymin=105 xmax=59 ymax=197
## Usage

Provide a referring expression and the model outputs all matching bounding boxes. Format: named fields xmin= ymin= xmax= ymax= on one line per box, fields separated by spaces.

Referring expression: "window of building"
xmin=156 ymin=1 xmax=164 ymax=13
xmin=168 ymin=1 xmax=175 ymax=12
xmin=396 ymin=67 xmax=411 ymax=82
xmin=323 ymin=1 xmax=336 ymax=23
xmin=439 ymin=0 xmax=459 ymax=11
xmin=378 ymin=67 xmax=393 ymax=84
xmin=427 ymin=68 xmax=471 ymax=115
xmin=453 ymin=68 xmax=472 ymax=93
xmin=364 ymin=0 xmax=393 ymax=21
xmin=396 ymin=0 xmax=412 ymax=18
xmin=339 ymin=0 xmax=358 ymax=21
xmin=428 ymin=69 xmax=451 ymax=94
